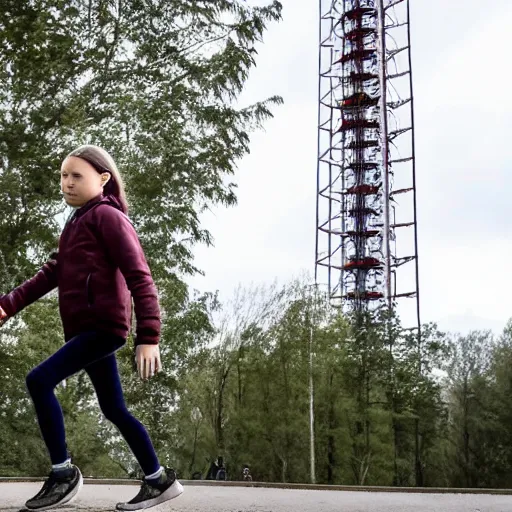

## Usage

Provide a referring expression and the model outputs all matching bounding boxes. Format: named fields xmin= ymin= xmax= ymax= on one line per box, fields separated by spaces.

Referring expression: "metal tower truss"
xmin=315 ymin=0 xmax=420 ymax=328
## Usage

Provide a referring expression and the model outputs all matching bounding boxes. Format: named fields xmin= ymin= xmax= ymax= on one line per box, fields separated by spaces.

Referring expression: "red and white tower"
xmin=315 ymin=0 xmax=420 ymax=329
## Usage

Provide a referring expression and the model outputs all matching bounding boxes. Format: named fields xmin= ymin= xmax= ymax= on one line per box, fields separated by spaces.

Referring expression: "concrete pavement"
xmin=1 ymin=481 xmax=512 ymax=512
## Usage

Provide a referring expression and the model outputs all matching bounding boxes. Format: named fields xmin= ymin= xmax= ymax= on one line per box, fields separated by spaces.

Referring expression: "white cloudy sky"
xmin=186 ymin=0 xmax=512 ymax=335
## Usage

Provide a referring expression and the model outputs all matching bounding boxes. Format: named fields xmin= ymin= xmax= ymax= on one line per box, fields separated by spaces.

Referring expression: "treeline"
xmin=1 ymin=282 xmax=512 ymax=490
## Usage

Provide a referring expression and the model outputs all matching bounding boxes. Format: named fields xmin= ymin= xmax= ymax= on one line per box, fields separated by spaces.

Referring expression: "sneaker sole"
xmin=25 ymin=469 xmax=84 ymax=511
xmin=116 ymin=479 xmax=184 ymax=511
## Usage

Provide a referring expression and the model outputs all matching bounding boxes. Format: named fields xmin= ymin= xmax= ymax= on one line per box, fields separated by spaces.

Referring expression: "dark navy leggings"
xmin=25 ymin=331 xmax=160 ymax=476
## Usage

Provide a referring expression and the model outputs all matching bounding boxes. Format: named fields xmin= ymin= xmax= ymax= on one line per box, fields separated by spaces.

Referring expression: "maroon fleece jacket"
xmin=0 ymin=194 xmax=160 ymax=345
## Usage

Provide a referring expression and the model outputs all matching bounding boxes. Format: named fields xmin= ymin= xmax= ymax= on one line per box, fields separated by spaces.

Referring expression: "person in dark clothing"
xmin=0 ymin=145 xmax=183 ymax=511
xmin=216 ymin=457 xmax=227 ymax=481
xmin=206 ymin=460 xmax=219 ymax=480
xmin=205 ymin=456 xmax=227 ymax=481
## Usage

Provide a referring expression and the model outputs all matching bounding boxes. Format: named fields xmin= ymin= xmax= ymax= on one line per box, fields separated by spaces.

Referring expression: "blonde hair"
xmin=66 ymin=145 xmax=129 ymax=214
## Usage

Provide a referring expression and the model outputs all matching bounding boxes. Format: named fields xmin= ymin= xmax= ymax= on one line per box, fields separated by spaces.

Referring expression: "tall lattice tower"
xmin=315 ymin=0 xmax=420 ymax=328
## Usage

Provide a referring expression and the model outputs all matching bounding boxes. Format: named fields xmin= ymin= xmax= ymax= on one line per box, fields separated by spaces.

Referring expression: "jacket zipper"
xmin=86 ymin=273 xmax=94 ymax=307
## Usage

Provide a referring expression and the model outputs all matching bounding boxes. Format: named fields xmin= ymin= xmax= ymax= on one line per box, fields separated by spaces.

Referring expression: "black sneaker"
xmin=25 ymin=465 xmax=83 ymax=511
xmin=116 ymin=468 xmax=184 ymax=511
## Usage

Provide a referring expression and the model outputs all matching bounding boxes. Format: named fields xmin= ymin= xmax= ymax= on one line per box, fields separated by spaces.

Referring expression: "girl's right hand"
xmin=0 ymin=306 xmax=7 ymax=326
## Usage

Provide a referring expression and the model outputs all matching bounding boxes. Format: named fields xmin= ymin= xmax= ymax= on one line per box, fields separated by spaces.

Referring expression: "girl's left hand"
xmin=135 ymin=344 xmax=162 ymax=380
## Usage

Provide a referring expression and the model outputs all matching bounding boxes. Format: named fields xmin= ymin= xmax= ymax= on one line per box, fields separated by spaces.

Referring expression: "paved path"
xmin=1 ymin=482 xmax=512 ymax=512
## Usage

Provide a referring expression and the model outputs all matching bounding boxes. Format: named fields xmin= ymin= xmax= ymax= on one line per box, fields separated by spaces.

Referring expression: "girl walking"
xmin=0 ymin=145 xmax=183 ymax=511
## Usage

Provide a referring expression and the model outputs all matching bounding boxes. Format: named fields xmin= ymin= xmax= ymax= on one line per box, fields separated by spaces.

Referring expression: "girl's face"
xmin=60 ymin=156 xmax=110 ymax=208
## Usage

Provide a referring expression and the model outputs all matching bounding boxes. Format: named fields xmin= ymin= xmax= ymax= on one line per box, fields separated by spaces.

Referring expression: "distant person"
xmin=0 ymin=145 xmax=183 ymax=511
xmin=206 ymin=456 xmax=227 ymax=480
xmin=216 ymin=456 xmax=227 ymax=481
xmin=206 ymin=459 xmax=219 ymax=480
xmin=242 ymin=465 xmax=252 ymax=481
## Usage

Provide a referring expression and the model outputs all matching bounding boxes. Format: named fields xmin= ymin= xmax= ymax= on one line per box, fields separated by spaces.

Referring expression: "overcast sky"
xmin=186 ymin=0 xmax=512 ymax=336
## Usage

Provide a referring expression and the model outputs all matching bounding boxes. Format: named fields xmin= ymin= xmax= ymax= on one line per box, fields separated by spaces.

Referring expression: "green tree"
xmin=0 ymin=0 xmax=283 ymax=282
xmin=477 ymin=321 xmax=512 ymax=487
xmin=444 ymin=330 xmax=495 ymax=487
xmin=0 ymin=0 xmax=282 ymax=478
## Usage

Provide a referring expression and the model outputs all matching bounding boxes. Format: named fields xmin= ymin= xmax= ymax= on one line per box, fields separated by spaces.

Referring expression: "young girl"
xmin=0 ymin=145 xmax=183 ymax=511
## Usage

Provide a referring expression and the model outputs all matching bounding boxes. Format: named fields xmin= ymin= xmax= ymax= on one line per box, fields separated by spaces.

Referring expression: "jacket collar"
xmin=67 ymin=193 xmax=124 ymax=225
xmin=73 ymin=193 xmax=105 ymax=220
